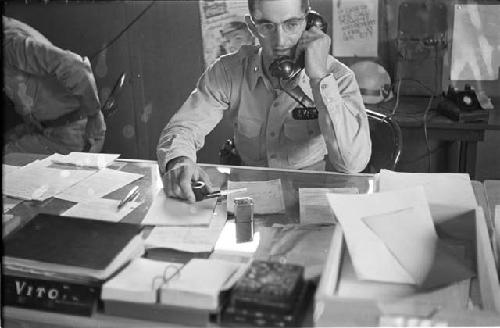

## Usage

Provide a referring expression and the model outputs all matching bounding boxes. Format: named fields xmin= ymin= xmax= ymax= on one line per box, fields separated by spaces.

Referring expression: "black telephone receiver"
xmin=269 ymin=10 xmax=327 ymax=80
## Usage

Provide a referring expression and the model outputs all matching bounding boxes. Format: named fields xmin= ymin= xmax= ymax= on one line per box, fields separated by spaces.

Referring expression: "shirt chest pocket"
xmin=283 ymin=120 xmax=320 ymax=141
xmin=235 ymin=117 xmax=262 ymax=161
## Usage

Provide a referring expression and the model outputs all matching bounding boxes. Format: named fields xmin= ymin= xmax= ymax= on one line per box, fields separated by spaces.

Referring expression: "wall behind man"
xmin=4 ymin=0 xmax=498 ymax=178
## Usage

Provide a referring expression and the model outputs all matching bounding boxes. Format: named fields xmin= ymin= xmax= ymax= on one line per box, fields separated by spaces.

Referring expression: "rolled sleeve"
xmin=311 ymin=68 xmax=371 ymax=173
xmin=156 ymin=60 xmax=231 ymax=174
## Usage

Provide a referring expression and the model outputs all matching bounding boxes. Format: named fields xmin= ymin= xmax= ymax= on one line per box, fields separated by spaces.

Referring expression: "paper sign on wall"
xmin=332 ymin=0 xmax=378 ymax=57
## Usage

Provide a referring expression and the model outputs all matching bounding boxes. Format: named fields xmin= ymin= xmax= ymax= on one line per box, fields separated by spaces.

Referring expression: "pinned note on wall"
xmin=332 ymin=0 xmax=378 ymax=57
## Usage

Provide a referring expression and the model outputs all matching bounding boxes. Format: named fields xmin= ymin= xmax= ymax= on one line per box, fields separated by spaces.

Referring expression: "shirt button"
xmin=270 ymin=154 xmax=277 ymax=159
xmin=270 ymin=132 xmax=275 ymax=137
xmin=321 ymin=84 xmax=328 ymax=89
xmin=254 ymin=66 xmax=259 ymax=72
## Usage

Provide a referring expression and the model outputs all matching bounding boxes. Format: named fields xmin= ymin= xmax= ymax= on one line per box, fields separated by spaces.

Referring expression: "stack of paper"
xmin=327 ymin=186 xmax=474 ymax=288
xmin=378 ymin=170 xmax=477 ymax=223
xmin=102 ymin=258 xmax=182 ymax=303
xmin=51 ymin=152 xmax=120 ymax=169
xmin=159 ymin=259 xmax=242 ymax=311
xmin=142 ymin=190 xmax=216 ymax=226
xmin=61 ymin=198 xmax=141 ymax=223
xmin=3 ymin=165 xmax=96 ymax=201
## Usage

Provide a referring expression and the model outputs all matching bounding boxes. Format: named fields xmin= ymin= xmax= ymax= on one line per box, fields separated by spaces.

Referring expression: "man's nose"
xmin=274 ymin=23 xmax=287 ymax=47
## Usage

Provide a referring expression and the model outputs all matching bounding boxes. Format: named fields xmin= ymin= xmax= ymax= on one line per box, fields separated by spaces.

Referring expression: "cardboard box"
xmin=314 ymin=207 xmax=500 ymax=326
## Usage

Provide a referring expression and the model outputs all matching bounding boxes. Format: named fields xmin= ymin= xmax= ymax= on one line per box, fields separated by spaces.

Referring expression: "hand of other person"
xmin=295 ymin=26 xmax=331 ymax=81
xmin=162 ymin=156 xmax=214 ymax=203
xmin=84 ymin=111 xmax=106 ymax=153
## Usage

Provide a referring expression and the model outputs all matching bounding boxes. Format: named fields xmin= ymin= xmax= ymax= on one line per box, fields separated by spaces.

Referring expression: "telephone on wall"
xmin=269 ymin=10 xmax=328 ymax=80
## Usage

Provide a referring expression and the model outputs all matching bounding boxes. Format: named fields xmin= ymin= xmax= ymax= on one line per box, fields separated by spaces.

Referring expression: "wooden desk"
xmin=3 ymin=154 xmax=500 ymax=327
xmin=369 ymin=97 xmax=500 ymax=178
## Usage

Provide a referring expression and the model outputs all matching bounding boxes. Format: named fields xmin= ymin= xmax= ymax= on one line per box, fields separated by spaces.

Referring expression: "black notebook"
xmin=3 ymin=213 xmax=144 ymax=280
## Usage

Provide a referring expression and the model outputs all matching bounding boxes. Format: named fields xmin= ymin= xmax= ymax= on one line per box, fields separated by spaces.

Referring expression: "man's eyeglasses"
xmin=253 ymin=16 xmax=306 ymax=38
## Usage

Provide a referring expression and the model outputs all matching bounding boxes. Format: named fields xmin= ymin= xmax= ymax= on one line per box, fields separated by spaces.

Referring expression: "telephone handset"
xmin=269 ymin=10 xmax=327 ymax=80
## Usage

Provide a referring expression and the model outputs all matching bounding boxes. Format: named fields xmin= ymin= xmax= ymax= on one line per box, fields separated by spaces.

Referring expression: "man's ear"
xmin=245 ymin=15 xmax=258 ymax=38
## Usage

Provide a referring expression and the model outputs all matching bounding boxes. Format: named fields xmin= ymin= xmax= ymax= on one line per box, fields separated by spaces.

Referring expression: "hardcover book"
xmin=2 ymin=213 xmax=144 ymax=315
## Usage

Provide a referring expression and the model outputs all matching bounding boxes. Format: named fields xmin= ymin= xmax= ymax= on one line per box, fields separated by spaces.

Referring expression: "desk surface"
xmin=3 ymin=153 xmax=500 ymax=327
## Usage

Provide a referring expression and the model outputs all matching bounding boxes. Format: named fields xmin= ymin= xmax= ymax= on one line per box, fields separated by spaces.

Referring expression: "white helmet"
xmin=350 ymin=61 xmax=393 ymax=104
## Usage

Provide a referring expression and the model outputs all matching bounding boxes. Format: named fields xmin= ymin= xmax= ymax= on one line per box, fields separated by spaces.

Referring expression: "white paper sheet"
xmin=55 ymin=168 xmax=144 ymax=202
xmin=51 ymin=152 xmax=120 ymax=169
xmin=3 ymin=166 xmax=96 ymax=201
xmin=2 ymin=164 xmax=21 ymax=176
xmin=227 ymin=179 xmax=285 ymax=214
xmin=327 ymin=187 xmax=436 ymax=284
xmin=102 ymin=258 xmax=182 ymax=303
xmin=299 ymin=187 xmax=358 ymax=224
xmin=378 ymin=170 xmax=478 ymax=223
xmin=142 ymin=190 xmax=216 ymax=226
xmin=145 ymin=200 xmax=227 ymax=252
xmin=61 ymin=198 xmax=141 ymax=222
xmin=332 ymin=0 xmax=378 ymax=57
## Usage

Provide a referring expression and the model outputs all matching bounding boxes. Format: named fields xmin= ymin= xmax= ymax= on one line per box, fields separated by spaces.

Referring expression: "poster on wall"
xmin=451 ymin=4 xmax=500 ymax=81
xmin=199 ymin=0 xmax=256 ymax=67
xmin=332 ymin=0 xmax=378 ymax=57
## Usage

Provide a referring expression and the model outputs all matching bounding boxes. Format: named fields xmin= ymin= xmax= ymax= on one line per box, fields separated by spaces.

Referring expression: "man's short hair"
xmin=248 ymin=0 xmax=310 ymax=16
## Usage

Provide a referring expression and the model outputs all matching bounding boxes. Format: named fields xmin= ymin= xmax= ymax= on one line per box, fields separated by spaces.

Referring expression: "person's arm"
xmin=157 ymin=59 xmax=231 ymax=176
xmin=301 ymin=27 xmax=371 ymax=173
xmin=3 ymin=35 xmax=101 ymax=116
xmin=157 ymin=58 xmax=231 ymax=201
xmin=309 ymin=65 xmax=371 ymax=173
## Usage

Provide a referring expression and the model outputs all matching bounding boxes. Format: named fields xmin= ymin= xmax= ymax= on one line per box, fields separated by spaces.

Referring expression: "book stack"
xmin=2 ymin=213 xmax=144 ymax=316
xmin=102 ymin=257 xmax=242 ymax=325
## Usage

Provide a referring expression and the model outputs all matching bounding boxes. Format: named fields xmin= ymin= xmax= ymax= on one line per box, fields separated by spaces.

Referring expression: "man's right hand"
xmin=162 ymin=156 xmax=213 ymax=203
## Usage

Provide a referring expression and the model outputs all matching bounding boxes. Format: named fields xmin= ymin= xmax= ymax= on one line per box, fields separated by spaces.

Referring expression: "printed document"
xmin=55 ymin=168 xmax=144 ymax=202
xmin=61 ymin=198 xmax=141 ymax=222
xmin=227 ymin=179 xmax=285 ymax=214
xmin=299 ymin=187 xmax=358 ymax=224
xmin=142 ymin=190 xmax=216 ymax=226
xmin=3 ymin=166 xmax=95 ymax=201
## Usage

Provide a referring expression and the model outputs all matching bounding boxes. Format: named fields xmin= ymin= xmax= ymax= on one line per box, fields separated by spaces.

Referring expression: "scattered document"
xmin=299 ymin=188 xmax=358 ymax=224
xmin=145 ymin=201 xmax=227 ymax=252
xmin=227 ymin=179 xmax=285 ymax=214
xmin=327 ymin=187 xmax=474 ymax=286
xmin=102 ymin=258 xmax=182 ymax=303
xmin=3 ymin=166 xmax=96 ymax=201
xmin=379 ymin=170 xmax=477 ymax=223
xmin=159 ymin=259 xmax=241 ymax=311
xmin=254 ymin=224 xmax=335 ymax=280
xmin=61 ymin=198 xmax=141 ymax=222
xmin=51 ymin=152 xmax=120 ymax=169
xmin=55 ymin=168 xmax=144 ymax=202
xmin=142 ymin=190 xmax=216 ymax=226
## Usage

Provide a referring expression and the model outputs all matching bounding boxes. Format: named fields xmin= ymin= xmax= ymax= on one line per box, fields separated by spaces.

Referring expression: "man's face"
xmin=250 ymin=0 xmax=306 ymax=65
xmin=223 ymin=29 xmax=254 ymax=54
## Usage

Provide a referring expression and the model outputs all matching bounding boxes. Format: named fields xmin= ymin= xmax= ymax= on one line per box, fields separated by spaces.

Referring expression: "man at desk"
xmin=157 ymin=0 xmax=371 ymax=202
xmin=3 ymin=16 xmax=106 ymax=155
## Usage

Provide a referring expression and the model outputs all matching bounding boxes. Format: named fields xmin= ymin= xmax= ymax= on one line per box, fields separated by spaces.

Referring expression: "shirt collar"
xmin=248 ymin=47 xmax=266 ymax=90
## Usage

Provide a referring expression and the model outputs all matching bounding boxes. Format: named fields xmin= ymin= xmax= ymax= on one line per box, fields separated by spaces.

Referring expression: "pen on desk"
xmin=203 ymin=188 xmax=248 ymax=199
xmin=117 ymin=185 xmax=140 ymax=210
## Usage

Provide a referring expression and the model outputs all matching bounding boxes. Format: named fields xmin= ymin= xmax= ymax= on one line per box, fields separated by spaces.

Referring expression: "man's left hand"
xmin=84 ymin=111 xmax=106 ymax=153
xmin=295 ymin=26 xmax=331 ymax=80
